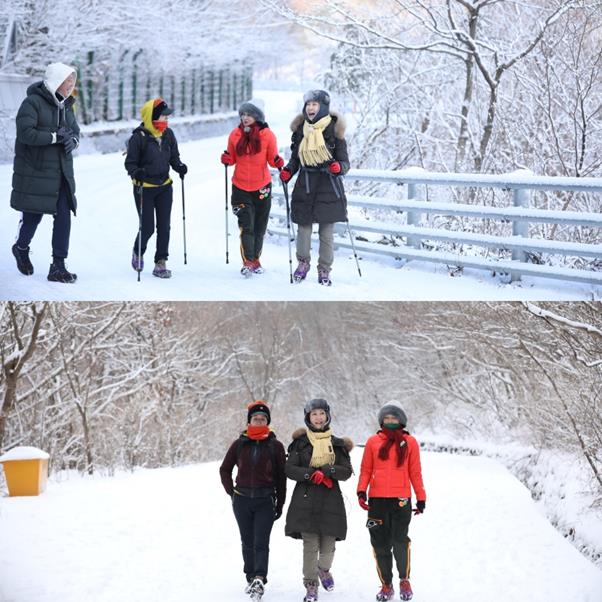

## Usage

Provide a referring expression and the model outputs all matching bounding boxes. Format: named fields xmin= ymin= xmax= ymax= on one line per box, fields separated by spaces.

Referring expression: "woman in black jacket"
xmin=124 ymin=98 xmax=187 ymax=279
xmin=219 ymin=401 xmax=287 ymax=600
xmin=279 ymin=90 xmax=350 ymax=286
xmin=285 ymin=399 xmax=353 ymax=602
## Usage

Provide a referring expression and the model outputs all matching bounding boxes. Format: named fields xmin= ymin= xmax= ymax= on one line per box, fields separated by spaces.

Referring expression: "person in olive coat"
xmin=10 ymin=62 xmax=80 ymax=283
xmin=285 ymin=398 xmax=353 ymax=602
xmin=220 ymin=401 xmax=287 ymax=600
xmin=279 ymin=90 xmax=350 ymax=286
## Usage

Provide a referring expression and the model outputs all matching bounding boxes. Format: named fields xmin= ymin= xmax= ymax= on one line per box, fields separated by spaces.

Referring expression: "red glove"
xmin=357 ymin=491 xmax=369 ymax=511
xmin=322 ymin=476 xmax=333 ymax=489
xmin=279 ymin=168 xmax=292 ymax=183
xmin=221 ymin=151 xmax=234 ymax=166
xmin=310 ymin=470 xmax=325 ymax=485
xmin=274 ymin=155 xmax=285 ymax=169
xmin=328 ymin=161 xmax=341 ymax=174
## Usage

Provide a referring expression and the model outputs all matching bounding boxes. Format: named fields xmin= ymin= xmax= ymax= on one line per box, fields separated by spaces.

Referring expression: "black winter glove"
xmin=57 ymin=126 xmax=77 ymax=154
xmin=175 ymin=163 xmax=188 ymax=179
xmin=413 ymin=500 xmax=426 ymax=515
xmin=131 ymin=167 xmax=146 ymax=181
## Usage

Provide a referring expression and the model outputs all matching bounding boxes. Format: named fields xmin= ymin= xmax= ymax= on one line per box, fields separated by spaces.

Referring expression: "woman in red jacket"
xmin=357 ymin=404 xmax=426 ymax=602
xmin=221 ymin=99 xmax=284 ymax=277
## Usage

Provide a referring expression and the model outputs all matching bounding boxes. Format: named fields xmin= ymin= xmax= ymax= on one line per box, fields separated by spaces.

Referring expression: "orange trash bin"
xmin=0 ymin=446 xmax=49 ymax=496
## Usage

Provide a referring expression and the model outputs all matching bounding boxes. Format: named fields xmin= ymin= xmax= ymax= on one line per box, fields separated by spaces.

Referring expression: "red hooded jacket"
xmin=357 ymin=431 xmax=426 ymax=501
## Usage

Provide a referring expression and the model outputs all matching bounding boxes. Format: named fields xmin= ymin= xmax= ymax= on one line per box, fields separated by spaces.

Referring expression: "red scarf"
xmin=235 ymin=123 xmax=261 ymax=156
xmin=378 ymin=428 xmax=408 ymax=466
xmin=153 ymin=120 xmax=168 ymax=134
xmin=247 ymin=425 xmax=270 ymax=440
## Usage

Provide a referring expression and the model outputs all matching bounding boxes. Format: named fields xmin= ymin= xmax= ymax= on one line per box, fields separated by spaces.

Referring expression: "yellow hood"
xmin=140 ymin=99 xmax=164 ymax=138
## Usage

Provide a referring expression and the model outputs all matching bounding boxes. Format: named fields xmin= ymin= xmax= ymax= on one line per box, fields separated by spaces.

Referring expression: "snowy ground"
xmin=0 ymin=448 xmax=601 ymax=602
xmin=1 ymin=90 xmax=600 ymax=301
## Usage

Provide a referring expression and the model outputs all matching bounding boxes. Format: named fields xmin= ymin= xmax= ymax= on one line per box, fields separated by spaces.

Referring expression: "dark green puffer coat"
xmin=284 ymin=427 xmax=353 ymax=541
xmin=10 ymin=82 xmax=80 ymax=215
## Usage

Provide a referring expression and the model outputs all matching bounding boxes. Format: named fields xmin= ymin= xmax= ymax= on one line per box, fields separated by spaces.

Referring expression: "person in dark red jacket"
xmin=221 ymin=99 xmax=284 ymax=277
xmin=357 ymin=404 xmax=427 ymax=602
xmin=219 ymin=400 xmax=286 ymax=600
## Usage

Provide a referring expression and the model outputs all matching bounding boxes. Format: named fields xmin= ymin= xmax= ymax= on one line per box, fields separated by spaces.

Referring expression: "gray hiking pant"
xmin=301 ymin=532 xmax=337 ymax=584
xmin=296 ymin=223 xmax=335 ymax=272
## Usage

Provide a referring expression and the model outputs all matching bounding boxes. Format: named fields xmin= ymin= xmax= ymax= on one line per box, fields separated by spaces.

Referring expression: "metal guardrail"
xmin=268 ymin=168 xmax=602 ymax=286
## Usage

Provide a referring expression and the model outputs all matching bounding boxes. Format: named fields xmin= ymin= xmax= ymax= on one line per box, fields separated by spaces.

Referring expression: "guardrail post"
xmin=511 ymin=180 xmax=531 ymax=282
xmin=406 ymin=181 xmax=421 ymax=249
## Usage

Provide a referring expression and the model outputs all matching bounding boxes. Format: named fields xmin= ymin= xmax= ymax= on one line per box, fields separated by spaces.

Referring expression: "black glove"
xmin=274 ymin=507 xmax=283 ymax=521
xmin=131 ymin=167 xmax=146 ymax=181
xmin=57 ymin=126 xmax=77 ymax=154
xmin=413 ymin=500 xmax=426 ymax=515
xmin=175 ymin=163 xmax=188 ymax=179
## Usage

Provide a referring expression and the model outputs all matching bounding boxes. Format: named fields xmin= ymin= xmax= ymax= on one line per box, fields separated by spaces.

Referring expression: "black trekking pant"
xmin=132 ymin=184 xmax=173 ymax=263
xmin=232 ymin=493 xmax=275 ymax=583
xmin=231 ymin=184 xmax=271 ymax=263
xmin=366 ymin=497 xmax=413 ymax=584
xmin=16 ymin=178 xmax=72 ymax=260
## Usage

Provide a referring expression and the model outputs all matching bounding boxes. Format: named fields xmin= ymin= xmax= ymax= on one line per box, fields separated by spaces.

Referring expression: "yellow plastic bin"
xmin=0 ymin=446 xmax=49 ymax=496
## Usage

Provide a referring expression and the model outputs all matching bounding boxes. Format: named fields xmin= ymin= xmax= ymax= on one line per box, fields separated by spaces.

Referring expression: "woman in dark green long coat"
xmin=285 ymin=398 xmax=353 ymax=602
xmin=10 ymin=62 xmax=80 ymax=283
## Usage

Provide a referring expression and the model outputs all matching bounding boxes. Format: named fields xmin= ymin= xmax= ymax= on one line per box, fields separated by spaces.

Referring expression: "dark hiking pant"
xmin=231 ymin=184 xmax=271 ymax=263
xmin=132 ymin=184 xmax=173 ymax=263
xmin=16 ymin=178 xmax=72 ymax=259
xmin=232 ymin=493 xmax=275 ymax=583
xmin=366 ymin=497 xmax=413 ymax=584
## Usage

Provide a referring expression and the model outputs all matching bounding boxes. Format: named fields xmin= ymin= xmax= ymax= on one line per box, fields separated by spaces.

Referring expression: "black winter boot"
xmin=47 ymin=258 xmax=77 ymax=283
xmin=12 ymin=244 xmax=34 ymax=275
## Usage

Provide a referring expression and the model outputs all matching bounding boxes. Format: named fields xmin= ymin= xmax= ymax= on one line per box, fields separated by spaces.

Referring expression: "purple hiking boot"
xmin=294 ymin=258 xmax=310 ymax=282
xmin=304 ymin=580 xmax=319 ymax=602
xmin=131 ymin=252 xmax=144 ymax=272
xmin=318 ymin=568 xmax=334 ymax=592
xmin=152 ymin=260 xmax=172 ymax=279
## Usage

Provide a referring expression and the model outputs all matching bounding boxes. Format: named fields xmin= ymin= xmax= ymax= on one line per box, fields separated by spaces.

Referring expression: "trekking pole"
xmin=137 ymin=185 xmax=144 ymax=282
xmin=346 ymin=219 xmax=362 ymax=277
xmin=279 ymin=170 xmax=294 ymax=284
xmin=181 ymin=176 xmax=187 ymax=265
xmin=224 ymin=164 xmax=230 ymax=264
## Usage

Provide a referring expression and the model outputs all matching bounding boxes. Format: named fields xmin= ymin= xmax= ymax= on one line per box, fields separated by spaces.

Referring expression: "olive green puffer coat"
xmin=10 ymin=81 xmax=80 ymax=215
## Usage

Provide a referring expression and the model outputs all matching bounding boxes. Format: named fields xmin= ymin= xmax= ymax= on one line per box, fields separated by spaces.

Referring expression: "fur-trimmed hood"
xmin=291 ymin=427 xmax=354 ymax=451
xmin=290 ymin=110 xmax=347 ymax=139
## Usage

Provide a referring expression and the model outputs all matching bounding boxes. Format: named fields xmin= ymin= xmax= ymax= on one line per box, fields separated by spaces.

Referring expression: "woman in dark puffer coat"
xmin=285 ymin=398 xmax=353 ymax=602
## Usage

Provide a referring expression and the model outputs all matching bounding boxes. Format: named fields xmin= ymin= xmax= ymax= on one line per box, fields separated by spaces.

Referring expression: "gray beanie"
xmin=378 ymin=404 xmax=407 ymax=427
xmin=238 ymin=98 xmax=265 ymax=123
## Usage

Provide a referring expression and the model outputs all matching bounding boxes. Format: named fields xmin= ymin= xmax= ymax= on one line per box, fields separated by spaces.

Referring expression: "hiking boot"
xmin=131 ymin=251 xmax=144 ymax=272
xmin=317 ymin=266 xmax=332 ymax=286
xmin=12 ymin=244 xmax=34 ymax=275
xmin=252 ymin=259 xmax=265 ymax=274
xmin=317 ymin=567 xmax=334 ymax=592
xmin=241 ymin=259 xmax=254 ymax=278
xmin=399 ymin=579 xmax=413 ymax=601
xmin=304 ymin=580 xmax=319 ymax=602
xmin=152 ymin=260 xmax=171 ymax=279
xmin=376 ymin=584 xmax=394 ymax=602
xmin=293 ymin=258 xmax=310 ymax=282
xmin=248 ymin=578 xmax=265 ymax=601
xmin=47 ymin=258 xmax=77 ymax=283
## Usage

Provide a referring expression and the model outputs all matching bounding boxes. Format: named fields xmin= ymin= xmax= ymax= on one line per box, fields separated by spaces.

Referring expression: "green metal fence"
xmin=74 ymin=50 xmax=252 ymax=125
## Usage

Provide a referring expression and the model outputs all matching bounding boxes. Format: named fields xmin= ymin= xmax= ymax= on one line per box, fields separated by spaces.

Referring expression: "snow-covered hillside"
xmin=1 ymin=90 xmax=599 ymax=302
xmin=1 ymin=448 xmax=601 ymax=602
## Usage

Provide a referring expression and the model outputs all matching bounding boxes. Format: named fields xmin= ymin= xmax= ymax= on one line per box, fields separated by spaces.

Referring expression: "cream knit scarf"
xmin=306 ymin=427 xmax=336 ymax=467
xmin=299 ymin=115 xmax=333 ymax=166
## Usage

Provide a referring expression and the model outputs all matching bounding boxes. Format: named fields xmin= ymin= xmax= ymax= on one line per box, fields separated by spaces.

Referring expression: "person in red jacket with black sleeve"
xmin=357 ymin=404 xmax=426 ymax=602
xmin=221 ymin=99 xmax=284 ymax=277
xmin=219 ymin=401 xmax=287 ymax=601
